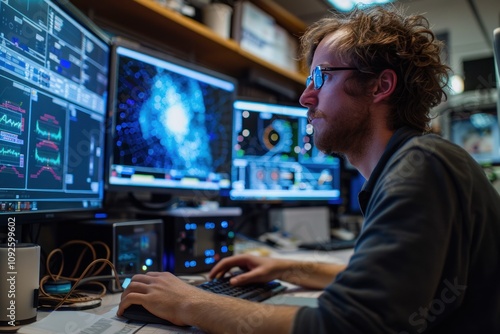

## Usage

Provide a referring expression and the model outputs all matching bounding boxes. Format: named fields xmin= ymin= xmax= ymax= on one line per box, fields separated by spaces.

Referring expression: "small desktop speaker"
xmin=0 ymin=243 xmax=40 ymax=331
xmin=141 ymin=207 xmax=241 ymax=274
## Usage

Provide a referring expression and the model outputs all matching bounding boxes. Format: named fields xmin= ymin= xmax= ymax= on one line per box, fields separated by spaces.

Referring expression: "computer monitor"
xmin=494 ymin=27 xmax=500 ymax=127
xmin=106 ymin=39 xmax=237 ymax=204
xmin=449 ymin=107 xmax=500 ymax=165
xmin=0 ymin=0 xmax=110 ymax=224
xmin=462 ymin=56 xmax=496 ymax=92
xmin=349 ymin=171 xmax=364 ymax=214
xmin=229 ymin=99 xmax=342 ymax=203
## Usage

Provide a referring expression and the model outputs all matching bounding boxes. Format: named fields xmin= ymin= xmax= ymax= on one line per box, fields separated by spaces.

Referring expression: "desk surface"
xmin=21 ymin=246 xmax=354 ymax=334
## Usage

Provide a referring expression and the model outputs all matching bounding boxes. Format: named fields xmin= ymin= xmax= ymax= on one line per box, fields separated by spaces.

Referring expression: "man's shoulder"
xmin=405 ymin=132 xmax=451 ymax=148
xmin=380 ymin=133 xmax=478 ymax=185
xmin=398 ymin=132 xmax=470 ymax=162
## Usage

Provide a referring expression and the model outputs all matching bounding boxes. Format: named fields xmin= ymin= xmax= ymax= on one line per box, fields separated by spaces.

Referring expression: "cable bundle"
xmin=38 ymin=240 xmax=123 ymax=310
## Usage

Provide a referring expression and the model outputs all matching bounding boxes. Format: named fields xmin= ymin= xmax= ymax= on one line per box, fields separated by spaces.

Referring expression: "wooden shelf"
xmin=251 ymin=0 xmax=307 ymax=36
xmin=70 ymin=0 xmax=308 ymax=97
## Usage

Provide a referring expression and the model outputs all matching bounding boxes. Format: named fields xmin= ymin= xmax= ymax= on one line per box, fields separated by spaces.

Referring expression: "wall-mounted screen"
xmin=0 ymin=0 xmax=109 ymax=223
xmin=462 ymin=56 xmax=496 ymax=91
xmin=229 ymin=100 xmax=342 ymax=203
xmin=449 ymin=109 xmax=500 ymax=165
xmin=106 ymin=39 xmax=236 ymax=200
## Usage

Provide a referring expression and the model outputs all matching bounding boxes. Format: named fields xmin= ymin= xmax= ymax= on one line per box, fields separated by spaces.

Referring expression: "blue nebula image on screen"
xmin=113 ymin=52 xmax=236 ymax=187
xmin=138 ymin=71 xmax=213 ymax=174
xmin=110 ymin=47 xmax=235 ymax=192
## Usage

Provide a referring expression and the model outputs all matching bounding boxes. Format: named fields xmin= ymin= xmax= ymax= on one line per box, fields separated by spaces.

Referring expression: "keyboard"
xmin=197 ymin=272 xmax=286 ymax=302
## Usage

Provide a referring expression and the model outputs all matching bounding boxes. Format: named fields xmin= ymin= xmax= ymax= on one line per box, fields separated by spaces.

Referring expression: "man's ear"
xmin=372 ymin=69 xmax=397 ymax=103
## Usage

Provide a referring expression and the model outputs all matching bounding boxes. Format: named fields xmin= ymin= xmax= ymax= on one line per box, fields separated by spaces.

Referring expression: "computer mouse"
xmin=121 ymin=304 xmax=176 ymax=326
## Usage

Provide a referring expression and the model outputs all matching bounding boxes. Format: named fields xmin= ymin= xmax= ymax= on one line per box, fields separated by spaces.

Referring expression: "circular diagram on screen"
xmin=262 ymin=119 xmax=293 ymax=153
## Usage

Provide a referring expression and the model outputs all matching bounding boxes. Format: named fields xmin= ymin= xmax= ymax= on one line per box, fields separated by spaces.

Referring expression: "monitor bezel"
xmin=0 ymin=0 xmax=111 ymax=225
xmin=493 ymin=27 xmax=500 ymax=129
xmin=104 ymin=37 xmax=238 ymax=203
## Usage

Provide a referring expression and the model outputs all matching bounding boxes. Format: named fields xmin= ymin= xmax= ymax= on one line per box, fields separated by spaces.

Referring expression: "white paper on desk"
xmin=18 ymin=307 xmax=207 ymax=334
xmin=17 ymin=308 xmax=143 ymax=334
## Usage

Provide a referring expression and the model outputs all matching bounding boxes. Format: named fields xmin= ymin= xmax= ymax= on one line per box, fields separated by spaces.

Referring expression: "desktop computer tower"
xmin=143 ymin=207 xmax=241 ymax=274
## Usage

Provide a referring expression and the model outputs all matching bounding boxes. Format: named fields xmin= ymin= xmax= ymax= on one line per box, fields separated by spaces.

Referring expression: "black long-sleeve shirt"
xmin=293 ymin=127 xmax=500 ymax=333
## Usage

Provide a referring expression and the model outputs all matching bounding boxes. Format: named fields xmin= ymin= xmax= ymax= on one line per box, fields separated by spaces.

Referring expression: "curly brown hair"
xmin=300 ymin=5 xmax=451 ymax=132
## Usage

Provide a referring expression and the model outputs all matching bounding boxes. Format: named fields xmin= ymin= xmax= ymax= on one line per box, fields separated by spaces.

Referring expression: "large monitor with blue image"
xmin=106 ymin=38 xmax=236 ymax=203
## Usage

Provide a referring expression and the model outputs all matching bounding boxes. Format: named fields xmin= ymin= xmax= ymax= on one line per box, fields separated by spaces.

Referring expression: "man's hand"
xmin=208 ymin=254 xmax=288 ymax=286
xmin=210 ymin=254 xmax=345 ymax=290
xmin=117 ymin=271 xmax=204 ymax=326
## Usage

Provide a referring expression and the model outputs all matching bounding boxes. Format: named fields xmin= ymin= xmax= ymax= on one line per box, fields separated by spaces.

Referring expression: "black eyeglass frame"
xmin=306 ymin=66 xmax=358 ymax=90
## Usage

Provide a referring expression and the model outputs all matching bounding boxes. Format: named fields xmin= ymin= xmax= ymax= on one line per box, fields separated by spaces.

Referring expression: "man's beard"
xmin=313 ymin=106 xmax=372 ymax=159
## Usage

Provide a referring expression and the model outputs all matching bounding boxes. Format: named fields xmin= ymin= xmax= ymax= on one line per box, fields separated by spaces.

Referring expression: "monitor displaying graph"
xmin=0 ymin=0 xmax=109 ymax=222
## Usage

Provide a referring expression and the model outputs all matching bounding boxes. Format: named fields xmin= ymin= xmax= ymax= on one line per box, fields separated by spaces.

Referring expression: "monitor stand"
xmin=127 ymin=192 xmax=175 ymax=211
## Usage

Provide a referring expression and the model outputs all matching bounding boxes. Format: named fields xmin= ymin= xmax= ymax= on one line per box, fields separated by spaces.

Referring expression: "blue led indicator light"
xmin=204 ymin=249 xmax=215 ymax=256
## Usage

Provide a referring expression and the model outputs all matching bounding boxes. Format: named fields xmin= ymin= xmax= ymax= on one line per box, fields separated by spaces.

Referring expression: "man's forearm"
xmin=182 ymin=293 xmax=299 ymax=334
xmin=277 ymin=259 xmax=346 ymax=289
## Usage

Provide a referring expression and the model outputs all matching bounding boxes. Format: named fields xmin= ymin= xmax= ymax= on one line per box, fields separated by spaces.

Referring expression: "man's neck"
xmin=347 ymin=127 xmax=394 ymax=180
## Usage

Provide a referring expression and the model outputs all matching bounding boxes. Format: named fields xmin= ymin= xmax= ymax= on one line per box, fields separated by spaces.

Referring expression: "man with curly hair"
xmin=118 ymin=6 xmax=500 ymax=333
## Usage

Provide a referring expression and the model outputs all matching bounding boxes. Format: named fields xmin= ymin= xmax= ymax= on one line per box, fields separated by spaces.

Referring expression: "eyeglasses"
xmin=306 ymin=66 xmax=358 ymax=90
